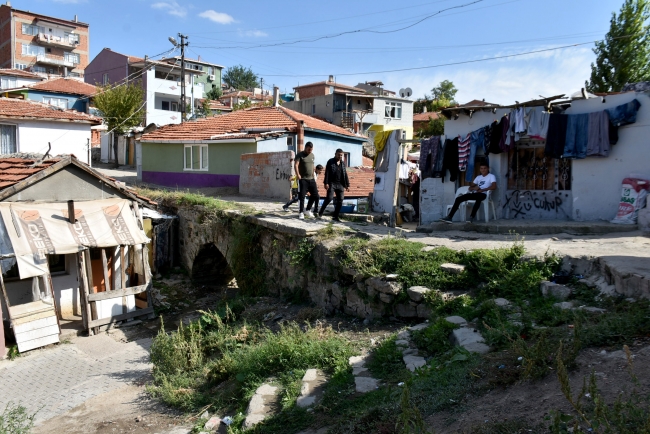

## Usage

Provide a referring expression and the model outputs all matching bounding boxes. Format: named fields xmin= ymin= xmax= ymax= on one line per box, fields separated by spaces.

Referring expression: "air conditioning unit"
xmin=208 ymin=74 xmax=215 ymax=81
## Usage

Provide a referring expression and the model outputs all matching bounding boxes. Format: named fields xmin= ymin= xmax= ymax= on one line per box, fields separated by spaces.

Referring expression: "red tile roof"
xmin=316 ymin=167 xmax=375 ymax=199
xmin=0 ymin=69 xmax=45 ymax=80
xmin=0 ymin=98 xmax=101 ymax=123
xmin=362 ymin=155 xmax=374 ymax=167
xmin=29 ymin=78 xmax=98 ymax=96
xmin=413 ymin=112 xmax=441 ymax=121
xmin=0 ymin=157 xmax=60 ymax=190
xmin=140 ymin=106 xmax=367 ymax=142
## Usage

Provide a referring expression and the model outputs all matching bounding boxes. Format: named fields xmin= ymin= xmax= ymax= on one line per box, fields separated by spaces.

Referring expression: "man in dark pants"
xmin=294 ymin=142 xmax=320 ymax=220
xmin=319 ymin=148 xmax=350 ymax=222
xmin=440 ymin=162 xmax=496 ymax=223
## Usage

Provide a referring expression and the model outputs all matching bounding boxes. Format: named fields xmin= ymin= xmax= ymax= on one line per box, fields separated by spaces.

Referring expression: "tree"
xmin=586 ymin=0 xmax=650 ymax=92
xmin=223 ymin=65 xmax=259 ymax=90
xmin=430 ymin=80 xmax=458 ymax=102
xmin=93 ymin=82 xmax=145 ymax=168
xmin=205 ymin=86 xmax=223 ymax=100
xmin=416 ymin=115 xmax=446 ymax=138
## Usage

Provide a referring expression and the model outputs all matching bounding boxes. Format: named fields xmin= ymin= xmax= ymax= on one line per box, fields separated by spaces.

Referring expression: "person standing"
xmin=439 ymin=162 xmax=496 ymax=223
xmin=294 ymin=142 xmax=320 ymax=219
xmin=319 ymin=148 xmax=350 ymax=222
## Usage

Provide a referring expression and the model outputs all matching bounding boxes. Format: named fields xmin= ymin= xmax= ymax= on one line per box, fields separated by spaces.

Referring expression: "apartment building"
xmin=0 ymin=2 xmax=89 ymax=78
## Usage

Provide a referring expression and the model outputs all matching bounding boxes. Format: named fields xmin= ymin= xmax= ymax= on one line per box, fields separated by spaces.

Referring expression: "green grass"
xmin=410 ymin=318 xmax=459 ymax=356
xmin=0 ymin=402 xmax=36 ymax=434
xmin=135 ymin=187 xmax=253 ymax=214
xmin=366 ymin=335 xmax=410 ymax=383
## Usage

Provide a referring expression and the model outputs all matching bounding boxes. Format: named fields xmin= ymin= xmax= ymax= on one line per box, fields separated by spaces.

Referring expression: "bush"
xmin=0 ymin=402 xmax=36 ymax=434
xmin=410 ymin=319 xmax=458 ymax=356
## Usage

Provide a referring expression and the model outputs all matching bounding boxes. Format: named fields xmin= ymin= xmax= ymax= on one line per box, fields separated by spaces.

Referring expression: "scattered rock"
xmin=403 ymin=355 xmax=426 ymax=372
xmin=554 ymin=301 xmax=574 ymax=310
xmin=385 ymin=274 xmax=399 ymax=281
xmin=296 ymin=369 xmax=327 ymax=408
xmin=440 ymin=263 xmax=466 ymax=274
xmin=204 ymin=416 xmax=221 ymax=430
xmin=493 ymin=298 xmax=511 ymax=307
xmin=200 ymin=411 xmax=209 ymax=420
xmin=394 ymin=303 xmax=417 ymax=318
xmin=395 ymin=339 xmax=410 ymax=347
xmin=445 ymin=316 xmax=468 ymax=327
xmin=379 ymin=293 xmax=395 ymax=303
xmin=397 ymin=330 xmax=410 ymax=340
xmin=451 ymin=328 xmax=490 ymax=354
xmin=541 ymin=281 xmax=572 ymax=300
xmin=407 ymin=286 xmax=430 ymax=302
xmin=354 ymin=377 xmax=380 ymax=393
xmin=243 ymin=384 xmax=280 ymax=429
xmin=416 ymin=303 xmax=432 ymax=318
xmin=402 ymin=348 xmax=418 ymax=356
xmin=421 ymin=246 xmax=436 ymax=252
xmin=365 ymin=277 xmax=402 ymax=295
xmin=408 ymin=323 xmax=429 ymax=332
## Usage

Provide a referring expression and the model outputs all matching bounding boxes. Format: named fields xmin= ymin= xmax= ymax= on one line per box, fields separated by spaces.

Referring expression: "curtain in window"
xmin=0 ymin=125 xmax=17 ymax=154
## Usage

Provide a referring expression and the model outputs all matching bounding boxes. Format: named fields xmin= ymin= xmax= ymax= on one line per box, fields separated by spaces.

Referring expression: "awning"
xmin=0 ymin=199 xmax=149 ymax=279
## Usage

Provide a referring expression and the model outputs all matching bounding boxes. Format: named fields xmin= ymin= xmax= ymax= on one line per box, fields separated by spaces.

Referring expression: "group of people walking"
xmin=283 ymin=142 xmax=350 ymax=222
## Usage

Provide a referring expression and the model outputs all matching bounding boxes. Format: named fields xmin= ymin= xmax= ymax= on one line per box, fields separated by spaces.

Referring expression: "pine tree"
xmin=586 ymin=0 xmax=650 ymax=92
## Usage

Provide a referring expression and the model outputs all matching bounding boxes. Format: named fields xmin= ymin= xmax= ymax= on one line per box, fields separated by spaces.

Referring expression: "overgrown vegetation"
xmin=229 ymin=221 xmax=267 ymax=296
xmin=134 ymin=188 xmax=252 ymax=214
xmin=0 ymin=403 xmax=36 ymax=434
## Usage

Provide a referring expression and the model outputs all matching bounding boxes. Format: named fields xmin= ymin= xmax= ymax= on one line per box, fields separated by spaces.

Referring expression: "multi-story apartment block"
xmin=0 ymin=2 xmax=89 ymax=78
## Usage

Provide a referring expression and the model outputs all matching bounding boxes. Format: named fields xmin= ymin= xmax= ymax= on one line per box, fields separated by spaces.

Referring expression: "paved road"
xmin=0 ymin=334 xmax=151 ymax=425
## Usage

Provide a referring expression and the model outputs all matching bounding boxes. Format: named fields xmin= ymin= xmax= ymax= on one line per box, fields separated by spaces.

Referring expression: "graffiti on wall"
xmin=275 ymin=168 xmax=291 ymax=181
xmin=503 ymin=190 xmax=568 ymax=218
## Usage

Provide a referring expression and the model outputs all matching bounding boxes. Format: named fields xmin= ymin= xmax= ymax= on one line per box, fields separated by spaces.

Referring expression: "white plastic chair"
xmin=445 ymin=186 xmax=497 ymax=222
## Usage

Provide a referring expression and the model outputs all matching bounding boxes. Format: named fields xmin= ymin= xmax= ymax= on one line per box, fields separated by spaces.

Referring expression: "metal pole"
xmin=179 ymin=33 xmax=187 ymax=123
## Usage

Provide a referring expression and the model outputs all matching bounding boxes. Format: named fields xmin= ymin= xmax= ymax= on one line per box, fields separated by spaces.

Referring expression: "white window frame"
xmin=31 ymin=65 xmax=46 ymax=73
xmin=22 ymin=44 xmax=45 ymax=56
xmin=102 ymin=73 xmax=109 ymax=85
xmin=0 ymin=124 xmax=17 ymax=154
xmin=22 ymin=23 xmax=43 ymax=36
xmin=64 ymin=52 xmax=80 ymax=65
xmin=183 ymin=144 xmax=208 ymax=171
xmin=14 ymin=63 xmax=27 ymax=70
xmin=384 ymin=101 xmax=402 ymax=119
xmin=0 ymin=77 xmax=16 ymax=89
xmin=43 ymin=97 xmax=68 ymax=109
xmin=207 ymin=66 xmax=213 ymax=75
xmin=64 ymin=32 xmax=79 ymax=44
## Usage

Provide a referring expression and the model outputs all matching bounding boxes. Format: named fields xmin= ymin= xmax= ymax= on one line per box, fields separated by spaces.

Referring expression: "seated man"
xmin=440 ymin=162 xmax=496 ymax=223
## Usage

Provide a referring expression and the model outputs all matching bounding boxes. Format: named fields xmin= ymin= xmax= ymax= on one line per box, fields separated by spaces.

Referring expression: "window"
xmin=506 ymin=140 xmax=572 ymax=191
xmin=207 ymin=66 xmax=213 ymax=75
xmin=64 ymin=32 xmax=79 ymax=44
xmin=171 ymin=102 xmax=178 ymax=112
xmin=48 ymin=254 xmax=67 ymax=275
xmin=384 ymin=102 xmax=402 ymax=119
xmin=0 ymin=77 xmax=16 ymax=89
xmin=102 ymin=73 xmax=109 ymax=85
xmin=311 ymin=104 xmax=316 ymax=114
xmin=0 ymin=124 xmax=17 ymax=154
xmin=68 ymin=72 xmax=81 ymax=78
xmin=329 ymin=85 xmax=334 ymax=94
xmin=286 ymin=136 xmax=294 ymax=150
xmin=31 ymin=66 xmax=46 ymax=73
xmin=161 ymin=101 xmax=170 ymax=111
xmin=184 ymin=145 xmax=208 ymax=171
xmin=43 ymin=97 xmax=68 ymax=109
xmin=22 ymin=23 xmax=43 ymax=36
xmin=65 ymin=52 xmax=80 ymax=65
xmin=22 ymin=44 xmax=45 ymax=56
xmin=343 ymin=152 xmax=351 ymax=167
xmin=14 ymin=63 xmax=27 ymax=70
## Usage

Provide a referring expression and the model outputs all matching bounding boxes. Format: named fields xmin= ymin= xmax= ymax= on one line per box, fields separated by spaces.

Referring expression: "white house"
xmin=0 ymin=97 xmax=100 ymax=164
xmin=0 ymin=68 xmax=45 ymax=90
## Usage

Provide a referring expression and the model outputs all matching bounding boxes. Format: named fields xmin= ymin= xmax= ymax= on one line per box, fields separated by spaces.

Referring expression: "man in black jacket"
xmin=318 ymin=149 xmax=350 ymax=222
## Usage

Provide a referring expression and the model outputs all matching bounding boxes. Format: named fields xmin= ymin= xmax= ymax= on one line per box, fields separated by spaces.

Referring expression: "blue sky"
xmin=26 ymin=0 xmax=625 ymax=104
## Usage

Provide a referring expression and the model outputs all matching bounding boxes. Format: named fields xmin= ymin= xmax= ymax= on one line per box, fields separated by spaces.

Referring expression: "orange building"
xmin=0 ymin=2 xmax=89 ymax=79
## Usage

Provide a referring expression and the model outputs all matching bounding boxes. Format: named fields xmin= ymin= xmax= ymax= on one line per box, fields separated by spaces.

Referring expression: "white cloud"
xmin=382 ymin=46 xmax=594 ymax=106
xmin=240 ymin=29 xmax=268 ymax=38
xmin=198 ymin=10 xmax=235 ymax=24
xmin=152 ymin=1 xmax=187 ymax=18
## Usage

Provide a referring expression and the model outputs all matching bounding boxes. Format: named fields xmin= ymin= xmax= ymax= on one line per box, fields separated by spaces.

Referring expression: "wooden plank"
xmin=15 ymin=324 xmax=60 ymax=342
xmin=9 ymin=300 xmax=55 ymax=319
xmin=143 ymin=244 xmax=155 ymax=318
xmin=87 ymin=284 xmax=149 ymax=302
xmin=13 ymin=315 xmax=58 ymax=334
xmin=84 ymin=250 xmax=98 ymax=335
xmin=87 ymin=306 xmax=154 ymax=329
xmin=134 ymin=298 xmax=148 ymax=309
xmin=0 ymin=262 xmax=12 ymax=324
xmin=78 ymin=252 xmax=95 ymax=336
xmin=16 ymin=334 xmax=60 ymax=353
xmin=43 ymin=264 xmax=61 ymax=331
xmin=120 ymin=246 xmax=127 ymax=314
xmin=12 ymin=310 xmax=57 ymax=326
xmin=77 ymin=252 xmax=89 ymax=332
xmin=101 ymin=248 xmax=111 ymax=292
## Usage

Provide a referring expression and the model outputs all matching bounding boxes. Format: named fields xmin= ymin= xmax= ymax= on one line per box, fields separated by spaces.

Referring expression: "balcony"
xmin=36 ymin=54 xmax=74 ymax=68
xmin=151 ymin=78 xmax=204 ymax=97
xmin=37 ymin=33 xmax=79 ymax=49
xmin=148 ymin=108 xmax=182 ymax=126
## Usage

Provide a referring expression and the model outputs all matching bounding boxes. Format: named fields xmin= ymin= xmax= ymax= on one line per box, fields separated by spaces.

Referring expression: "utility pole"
xmin=178 ymin=33 xmax=188 ymax=123
xmin=260 ymin=77 xmax=263 ymax=96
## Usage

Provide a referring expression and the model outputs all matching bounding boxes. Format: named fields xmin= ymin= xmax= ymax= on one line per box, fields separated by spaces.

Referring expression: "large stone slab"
xmin=540 ymin=281 xmax=572 ymax=300
xmin=445 ymin=316 xmax=468 ymax=327
xmin=407 ymin=286 xmax=430 ymax=302
xmin=365 ymin=277 xmax=402 ymax=295
xmin=243 ymin=383 xmax=280 ymax=429
xmin=450 ymin=328 xmax=490 ymax=354
xmin=296 ymin=369 xmax=327 ymax=408
xmin=354 ymin=377 xmax=379 ymax=393
xmin=440 ymin=263 xmax=466 ymax=274
xmin=403 ymin=355 xmax=426 ymax=372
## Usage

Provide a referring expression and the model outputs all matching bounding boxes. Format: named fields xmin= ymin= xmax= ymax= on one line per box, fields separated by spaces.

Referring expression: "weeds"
xmin=0 ymin=402 xmax=36 ymax=434
xmin=286 ymin=238 xmax=316 ymax=269
xmin=6 ymin=346 xmax=19 ymax=361
xmin=229 ymin=221 xmax=267 ymax=296
xmin=135 ymin=188 xmax=252 ymax=214
xmin=367 ymin=335 xmax=410 ymax=382
xmin=410 ymin=319 xmax=459 ymax=356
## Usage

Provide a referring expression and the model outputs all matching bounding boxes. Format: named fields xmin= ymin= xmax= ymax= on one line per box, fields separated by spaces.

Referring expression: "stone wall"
xmin=239 ymin=151 xmax=295 ymax=201
xmin=168 ymin=203 xmax=432 ymax=319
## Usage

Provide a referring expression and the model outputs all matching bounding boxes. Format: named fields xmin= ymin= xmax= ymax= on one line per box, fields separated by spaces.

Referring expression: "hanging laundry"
xmin=466 ymin=128 xmax=484 ymax=182
xmin=526 ymin=108 xmax=550 ymax=139
xmin=419 ymin=136 xmax=439 ymax=179
xmin=514 ymin=107 xmax=527 ymax=134
xmin=458 ymin=133 xmax=471 ymax=172
xmin=373 ymin=130 xmax=393 ymax=172
xmin=441 ymin=137 xmax=459 ymax=182
xmin=545 ymin=114 xmax=568 ymax=158
xmin=399 ymin=161 xmax=411 ymax=179
xmin=488 ymin=120 xmax=502 ymax=154
xmin=606 ymin=99 xmax=641 ymax=127
xmin=499 ymin=113 xmax=511 ymax=152
xmin=432 ymin=137 xmax=445 ymax=178
xmin=586 ymin=111 xmax=610 ymax=157
xmin=564 ymin=113 xmax=590 ymax=159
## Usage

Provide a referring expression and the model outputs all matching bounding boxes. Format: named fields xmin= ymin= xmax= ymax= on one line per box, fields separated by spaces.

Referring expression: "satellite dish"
xmin=400 ymin=87 xmax=412 ymax=98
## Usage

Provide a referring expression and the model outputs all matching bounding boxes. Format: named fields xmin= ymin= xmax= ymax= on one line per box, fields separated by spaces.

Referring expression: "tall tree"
xmin=205 ymin=86 xmax=223 ymax=100
xmin=93 ymin=82 xmax=145 ymax=168
xmin=430 ymin=80 xmax=458 ymax=102
xmin=586 ymin=0 xmax=650 ymax=92
xmin=223 ymin=65 xmax=259 ymax=90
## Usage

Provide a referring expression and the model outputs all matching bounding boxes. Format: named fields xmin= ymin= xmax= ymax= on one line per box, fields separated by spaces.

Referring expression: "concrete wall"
xmin=372 ymin=130 xmax=402 ymax=213
xmin=16 ymin=120 xmax=91 ymax=165
xmin=284 ymin=94 xmax=335 ymax=123
xmin=27 ymin=90 xmax=87 ymax=112
xmin=565 ymin=92 xmax=650 ymax=221
xmin=239 ymin=151 xmax=294 ymax=200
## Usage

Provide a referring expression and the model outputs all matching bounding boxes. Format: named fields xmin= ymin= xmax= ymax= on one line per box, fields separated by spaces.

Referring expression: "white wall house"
xmin=0 ymin=68 xmax=44 ymax=90
xmin=0 ymin=98 xmax=100 ymax=164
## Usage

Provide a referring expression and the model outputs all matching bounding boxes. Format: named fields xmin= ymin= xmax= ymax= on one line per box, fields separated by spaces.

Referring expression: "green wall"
xmin=142 ymin=141 xmax=257 ymax=175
